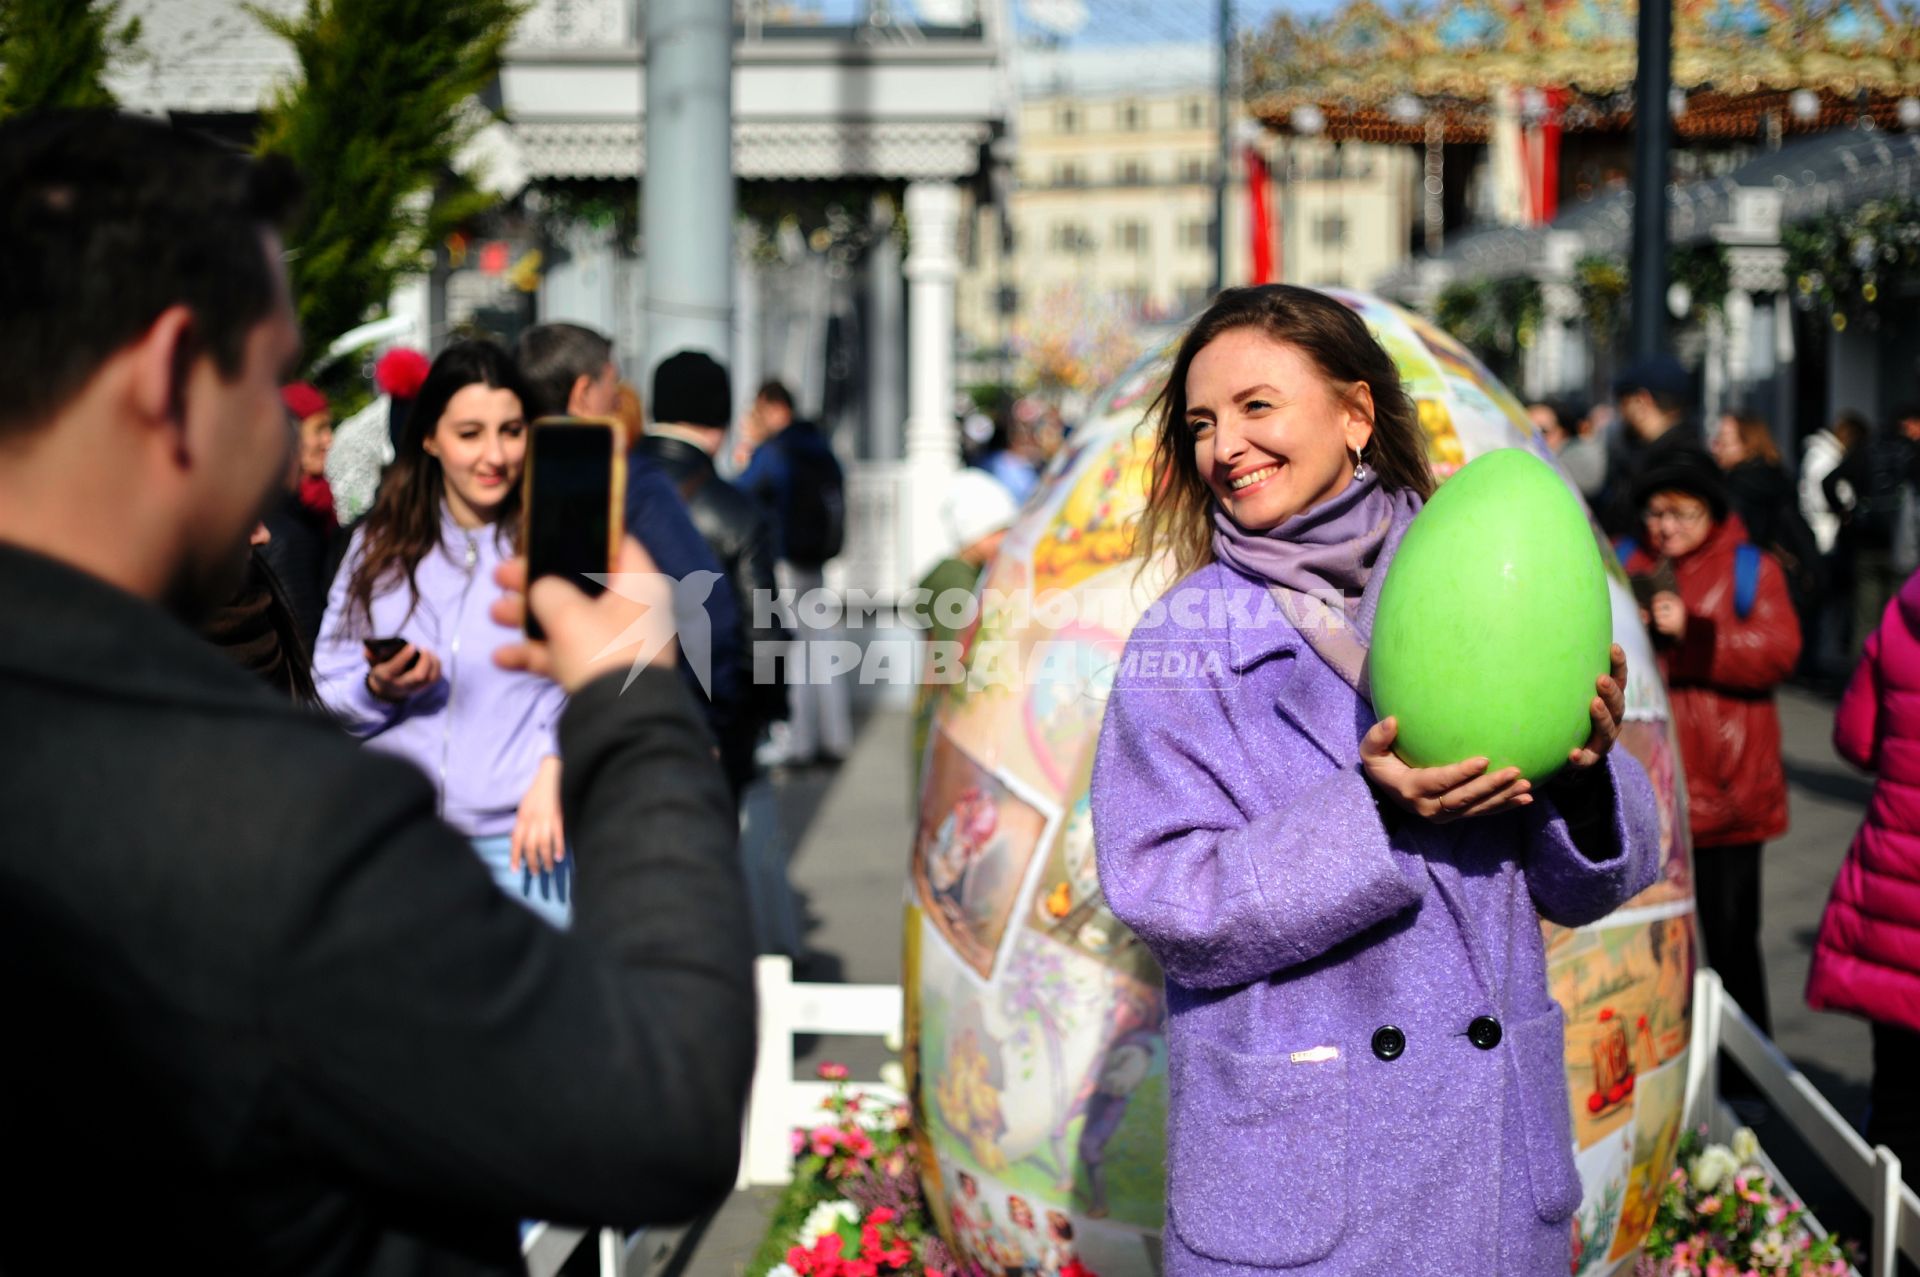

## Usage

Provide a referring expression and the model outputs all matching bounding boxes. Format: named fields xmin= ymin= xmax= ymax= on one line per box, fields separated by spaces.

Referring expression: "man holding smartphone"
xmin=0 ymin=113 xmax=752 ymax=1276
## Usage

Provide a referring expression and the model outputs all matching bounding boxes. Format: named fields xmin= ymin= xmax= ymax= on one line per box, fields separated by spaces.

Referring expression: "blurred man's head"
xmin=515 ymin=322 xmax=618 ymax=420
xmin=1527 ymin=401 xmax=1569 ymax=450
xmin=650 ymin=350 xmax=731 ymax=452
xmin=752 ymin=379 xmax=796 ymax=436
xmin=0 ymin=112 xmax=302 ymax=620
xmin=1614 ymin=356 xmax=1689 ymax=442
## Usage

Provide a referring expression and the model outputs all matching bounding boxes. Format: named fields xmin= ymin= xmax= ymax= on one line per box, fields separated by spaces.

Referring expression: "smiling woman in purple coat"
xmin=1090 ymin=286 xmax=1663 ymax=1276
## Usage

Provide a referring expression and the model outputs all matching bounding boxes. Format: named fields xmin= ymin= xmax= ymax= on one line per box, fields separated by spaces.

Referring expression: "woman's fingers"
xmin=1424 ymin=766 xmax=1526 ymax=819
xmin=1449 ymin=777 xmax=1535 ymax=821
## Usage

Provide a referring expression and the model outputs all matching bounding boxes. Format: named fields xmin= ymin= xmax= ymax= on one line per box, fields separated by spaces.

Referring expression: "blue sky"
xmin=1008 ymin=0 xmax=1336 ymax=46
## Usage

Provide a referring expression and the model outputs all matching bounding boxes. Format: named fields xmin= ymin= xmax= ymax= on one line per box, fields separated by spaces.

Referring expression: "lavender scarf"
xmin=1210 ymin=471 xmax=1423 ymax=691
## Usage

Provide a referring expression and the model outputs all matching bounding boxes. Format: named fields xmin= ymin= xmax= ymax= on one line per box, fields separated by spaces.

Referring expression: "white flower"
xmin=1749 ymin=1229 xmax=1791 ymax=1269
xmin=1690 ymin=1144 xmax=1741 ymax=1193
xmin=879 ymin=1061 xmax=908 ymax=1092
xmin=801 ymin=1200 xmax=860 ymax=1243
xmin=884 ymin=1027 xmax=905 ymax=1053
xmin=767 ymin=1266 xmax=800 ymax=1277
xmin=1731 ymin=1126 xmax=1761 ymax=1165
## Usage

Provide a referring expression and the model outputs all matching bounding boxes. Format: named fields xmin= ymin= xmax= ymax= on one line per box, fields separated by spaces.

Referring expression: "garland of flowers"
xmin=1785 ymin=196 xmax=1920 ymax=334
xmin=1432 ymin=276 xmax=1543 ymax=382
xmin=1635 ymin=1125 xmax=1857 ymax=1276
xmin=1569 ymin=244 xmax=1730 ymax=346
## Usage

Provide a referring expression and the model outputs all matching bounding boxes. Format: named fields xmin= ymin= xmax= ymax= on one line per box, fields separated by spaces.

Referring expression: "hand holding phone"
xmin=364 ymin=640 xmax=441 ymax=702
xmin=521 ymin=417 xmax=627 ymax=641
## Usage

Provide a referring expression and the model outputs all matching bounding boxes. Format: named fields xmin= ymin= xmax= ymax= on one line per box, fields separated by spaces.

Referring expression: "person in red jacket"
xmin=1625 ymin=447 xmax=1803 ymax=1047
xmin=1807 ymin=569 xmax=1920 ymax=1178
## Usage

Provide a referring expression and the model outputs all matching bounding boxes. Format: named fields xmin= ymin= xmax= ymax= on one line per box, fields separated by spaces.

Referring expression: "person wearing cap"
xmin=639 ymin=350 xmax=787 ymax=800
xmin=1603 ymin=354 xmax=1697 ymax=537
xmin=909 ymin=468 xmax=1018 ymax=796
xmin=1620 ymin=446 xmax=1801 ymax=1064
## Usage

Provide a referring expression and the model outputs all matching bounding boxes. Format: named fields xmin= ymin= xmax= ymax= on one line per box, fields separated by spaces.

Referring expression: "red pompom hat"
xmin=374 ymin=347 xmax=430 ymax=452
xmin=280 ymin=382 xmax=328 ymax=422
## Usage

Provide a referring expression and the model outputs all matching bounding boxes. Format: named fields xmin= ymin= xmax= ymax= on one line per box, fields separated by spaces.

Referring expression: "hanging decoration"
xmin=1784 ymin=196 xmax=1920 ymax=331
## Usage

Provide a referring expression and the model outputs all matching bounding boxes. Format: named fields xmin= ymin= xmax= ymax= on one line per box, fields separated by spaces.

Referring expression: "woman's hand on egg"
xmin=1360 ymin=716 xmax=1533 ymax=824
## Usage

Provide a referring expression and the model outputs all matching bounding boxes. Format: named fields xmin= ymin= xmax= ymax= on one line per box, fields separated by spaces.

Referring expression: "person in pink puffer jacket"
xmin=1806 ymin=568 xmax=1920 ymax=1181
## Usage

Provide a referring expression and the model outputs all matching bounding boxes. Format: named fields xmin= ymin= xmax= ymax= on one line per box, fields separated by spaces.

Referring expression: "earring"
xmin=1351 ymin=445 xmax=1368 ymax=482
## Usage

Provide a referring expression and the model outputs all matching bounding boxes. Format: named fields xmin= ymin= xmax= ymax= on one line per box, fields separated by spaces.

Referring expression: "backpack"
xmin=781 ymin=439 xmax=846 ymax=566
xmin=1615 ymin=537 xmax=1762 ymax=619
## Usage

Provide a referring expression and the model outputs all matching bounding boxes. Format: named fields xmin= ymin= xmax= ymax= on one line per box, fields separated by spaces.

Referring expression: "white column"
xmin=866 ymin=196 xmax=904 ymax=462
xmin=1724 ymin=288 xmax=1754 ymax=410
xmin=902 ymin=180 xmax=963 ymax=583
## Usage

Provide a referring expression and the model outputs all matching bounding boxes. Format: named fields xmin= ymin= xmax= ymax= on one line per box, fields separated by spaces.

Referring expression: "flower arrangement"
xmin=1635 ymin=1126 xmax=1856 ymax=1277
xmin=753 ymin=1064 xmax=1046 ymax=1277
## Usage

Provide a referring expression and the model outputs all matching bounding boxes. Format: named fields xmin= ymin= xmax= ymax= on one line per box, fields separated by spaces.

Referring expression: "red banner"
xmin=1246 ymin=145 xmax=1274 ymax=284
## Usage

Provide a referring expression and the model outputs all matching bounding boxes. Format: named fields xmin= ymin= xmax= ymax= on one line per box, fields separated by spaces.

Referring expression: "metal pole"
xmin=1628 ymin=0 xmax=1672 ymax=361
xmin=644 ymin=0 xmax=735 ymax=380
xmin=1211 ymin=0 xmax=1231 ymax=296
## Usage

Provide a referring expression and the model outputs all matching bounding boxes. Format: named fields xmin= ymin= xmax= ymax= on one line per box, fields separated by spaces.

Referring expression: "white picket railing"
xmin=1684 ymin=969 xmax=1920 ymax=1277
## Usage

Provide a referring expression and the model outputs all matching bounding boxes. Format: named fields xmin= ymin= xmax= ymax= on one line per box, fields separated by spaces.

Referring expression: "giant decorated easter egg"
xmin=908 ymin=290 xmax=1698 ymax=1277
xmin=1369 ymin=447 xmax=1612 ymax=781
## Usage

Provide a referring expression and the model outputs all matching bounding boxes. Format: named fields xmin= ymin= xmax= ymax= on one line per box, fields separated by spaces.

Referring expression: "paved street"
xmin=689 ymin=685 xmax=1881 ymax=1274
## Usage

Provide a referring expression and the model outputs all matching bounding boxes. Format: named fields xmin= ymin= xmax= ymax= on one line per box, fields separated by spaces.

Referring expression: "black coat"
xmin=636 ymin=432 xmax=789 ymax=780
xmin=0 ymin=543 xmax=754 ymax=1276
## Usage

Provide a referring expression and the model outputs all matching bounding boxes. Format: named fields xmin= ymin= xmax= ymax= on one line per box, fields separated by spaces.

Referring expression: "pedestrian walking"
xmin=1091 ymin=284 xmax=1660 ymax=1276
xmin=515 ymin=323 xmax=751 ymax=760
xmin=314 ymin=340 xmax=572 ymax=925
xmin=740 ymin=378 xmax=853 ymax=768
xmin=0 ymin=110 xmax=751 ymax=1276
xmin=1710 ymin=410 xmax=1823 ymax=613
xmin=1602 ymin=354 xmax=1698 ymax=538
xmin=1531 ymin=398 xmax=1607 ymax=500
xmin=1801 ymin=413 xmax=1865 ymax=684
xmin=1806 ymin=567 xmax=1920 ymax=1181
xmin=1826 ymin=412 xmax=1918 ymax=661
xmin=1621 ymin=448 xmax=1802 ymax=1048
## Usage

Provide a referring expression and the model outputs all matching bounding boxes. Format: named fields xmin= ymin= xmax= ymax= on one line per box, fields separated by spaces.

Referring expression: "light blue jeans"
xmin=470 ymin=835 xmax=571 ymax=929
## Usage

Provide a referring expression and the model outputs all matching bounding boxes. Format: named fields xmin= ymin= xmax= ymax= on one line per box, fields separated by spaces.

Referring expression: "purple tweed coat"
xmin=1091 ymin=527 xmax=1661 ymax=1276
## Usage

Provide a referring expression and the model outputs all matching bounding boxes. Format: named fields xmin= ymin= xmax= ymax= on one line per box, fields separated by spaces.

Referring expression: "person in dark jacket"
xmin=514 ymin=322 xmax=750 ymax=755
xmin=1603 ymin=354 xmax=1699 ymax=538
xmin=0 ymin=111 xmax=752 ymax=1276
xmin=1710 ymin=410 xmax=1824 ymax=613
xmin=639 ymin=350 xmax=788 ymax=797
xmin=1622 ymin=447 xmax=1802 ymax=1045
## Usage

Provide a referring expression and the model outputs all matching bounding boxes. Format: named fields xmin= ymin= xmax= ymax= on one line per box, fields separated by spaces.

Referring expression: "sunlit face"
xmin=423 ymin=383 xmax=527 ymax=525
xmin=166 ymin=232 xmax=300 ymax=621
xmin=1529 ymin=404 xmax=1568 ymax=449
xmin=1186 ymin=328 xmax=1372 ymax=532
xmin=1710 ymin=414 xmax=1747 ymax=470
xmin=571 ymin=359 xmax=619 ymax=417
xmin=1643 ymin=489 xmax=1714 ymax=559
xmin=297 ymin=413 xmax=332 ymax=478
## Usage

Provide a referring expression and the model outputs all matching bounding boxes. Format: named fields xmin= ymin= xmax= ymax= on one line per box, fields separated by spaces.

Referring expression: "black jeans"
xmin=1696 ymin=842 xmax=1772 ymax=1036
xmin=1872 ymin=1022 xmax=1920 ymax=1184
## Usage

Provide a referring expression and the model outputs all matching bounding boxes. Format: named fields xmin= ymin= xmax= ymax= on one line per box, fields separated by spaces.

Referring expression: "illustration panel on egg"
xmin=1615 ymin=717 xmax=1694 ymax=909
xmin=924 ymin=926 xmax=1168 ymax=1243
xmin=1570 ymin=1125 xmax=1634 ymax=1276
xmin=935 ymin=1151 xmax=1165 ymax=1277
xmin=1551 ymin=918 xmax=1696 ymax=1150
xmin=1029 ymin=426 xmax=1158 ymax=598
xmin=1607 ymin=1057 xmax=1689 ymax=1261
xmin=913 ymin=730 xmax=1058 ymax=979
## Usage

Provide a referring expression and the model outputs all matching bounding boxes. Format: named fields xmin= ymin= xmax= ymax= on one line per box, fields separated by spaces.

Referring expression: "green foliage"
xmin=1432 ymin=276 xmax=1542 ymax=381
xmin=251 ymin=0 xmax=526 ymax=365
xmin=1573 ymin=254 xmax=1630 ymax=344
xmin=1784 ymin=196 xmax=1920 ymax=334
xmin=0 ymin=0 xmax=140 ymax=118
xmin=1571 ymin=245 xmax=1729 ymax=346
xmin=529 ymin=176 xmax=640 ymax=249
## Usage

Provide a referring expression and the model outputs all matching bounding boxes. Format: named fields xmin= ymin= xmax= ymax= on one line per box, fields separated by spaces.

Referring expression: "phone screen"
xmin=525 ymin=421 xmax=619 ymax=641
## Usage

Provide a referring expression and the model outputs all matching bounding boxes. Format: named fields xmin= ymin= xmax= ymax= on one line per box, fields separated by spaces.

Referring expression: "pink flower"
xmin=809 ymin=1127 xmax=841 ymax=1157
xmin=869 ymin=1208 xmax=896 ymax=1226
xmin=843 ymin=1129 xmax=877 ymax=1160
xmin=1698 ymin=1195 xmax=1722 ymax=1215
xmin=819 ymin=1062 xmax=851 ymax=1081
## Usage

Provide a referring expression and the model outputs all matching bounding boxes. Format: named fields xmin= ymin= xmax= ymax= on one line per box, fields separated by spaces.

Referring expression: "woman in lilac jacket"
xmin=315 ymin=340 xmax=571 ymax=926
xmin=1091 ymin=287 xmax=1662 ymax=1275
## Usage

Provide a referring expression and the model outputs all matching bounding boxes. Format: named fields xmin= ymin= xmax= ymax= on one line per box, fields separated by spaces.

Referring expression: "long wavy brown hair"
xmin=1135 ymin=285 xmax=1436 ymax=584
xmin=340 ymin=339 xmax=531 ymax=636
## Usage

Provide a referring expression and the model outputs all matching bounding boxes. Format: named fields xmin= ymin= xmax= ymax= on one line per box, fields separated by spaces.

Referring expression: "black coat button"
xmin=1468 ymin=1016 xmax=1503 ymax=1050
xmin=1371 ymin=1025 xmax=1406 ymax=1061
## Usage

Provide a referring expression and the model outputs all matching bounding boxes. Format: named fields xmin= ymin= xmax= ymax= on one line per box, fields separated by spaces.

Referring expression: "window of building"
xmin=1119 ymin=99 xmax=1144 ymax=131
xmin=1114 ymin=220 xmax=1149 ymax=253
xmin=1184 ymin=98 xmax=1208 ymax=128
xmin=1180 ymin=156 xmax=1211 ymax=184
xmin=1051 ymin=222 xmax=1092 ymax=253
xmin=1055 ymin=103 xmax=1079 ymax=133
xmin=1051 ymin=162 xmax=1085 ymax=187
xmin=1314 ymin=214 xmax=1349 ymax=247
xmin=1117 ymin=158 xmax=1149 ymax=185
xmin=1180 ymin=218 xmax=1211 ymax=249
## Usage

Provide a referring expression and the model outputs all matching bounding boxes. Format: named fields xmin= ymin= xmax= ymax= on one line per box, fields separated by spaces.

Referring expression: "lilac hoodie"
xmin=314 ymin=505 xmax=563 ymax=839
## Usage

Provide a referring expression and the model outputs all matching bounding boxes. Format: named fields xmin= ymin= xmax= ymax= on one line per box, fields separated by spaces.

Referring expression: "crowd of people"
xmin=4 ymin=105 xmax=1918 ymax=1277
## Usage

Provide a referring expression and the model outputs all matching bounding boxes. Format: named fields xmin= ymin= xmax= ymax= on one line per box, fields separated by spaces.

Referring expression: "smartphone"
xmin=522 ymin=416 xmax=627 ymax=641
xmin=365 ymin=636 xmax=418 ymax=669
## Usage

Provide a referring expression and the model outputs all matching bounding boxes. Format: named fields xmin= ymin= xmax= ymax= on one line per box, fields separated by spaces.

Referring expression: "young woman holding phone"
xmin=1091 ymin=286 xmax=1662 ymax=1274
xmin=314 ymin=340 xmax=571 ymax=925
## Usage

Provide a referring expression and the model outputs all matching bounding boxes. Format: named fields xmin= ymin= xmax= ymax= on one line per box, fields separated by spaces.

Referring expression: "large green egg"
xmin=1369 ymin=448 xmax=1610 ymax=781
